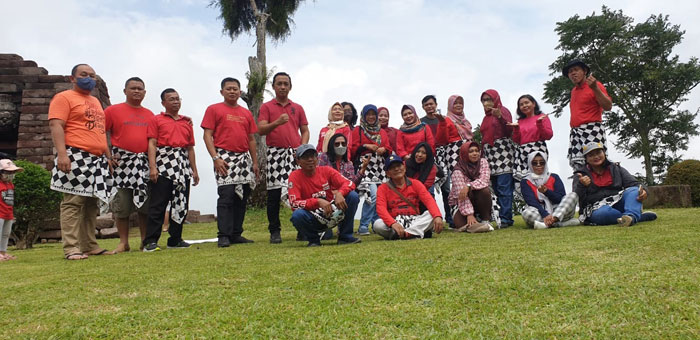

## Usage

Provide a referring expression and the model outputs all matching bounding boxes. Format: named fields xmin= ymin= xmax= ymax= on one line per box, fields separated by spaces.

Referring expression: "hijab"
xmin=378 ymin=106 xmax=390 ymax=128
xmin=321 ymin=102 xmax=349 ymax=153
xmin=525 ymin=151 xmax=553 ymax=213
xmin=360 ymin=104 xmax=381 ymax=144
xmin=399 ymin=104 xmax=425 ymax=133
xmin=405 ymin=142 xmax=435 ymax=183
xmin=325 ymin=133 xmax=349 ymax=168
xmin=447 ymin=95 xmax=473 ymax=140
xmin=455 ymin=141 xmax=482 ymax=181
xmin=482 ymin=89 xmax=512 ymax=118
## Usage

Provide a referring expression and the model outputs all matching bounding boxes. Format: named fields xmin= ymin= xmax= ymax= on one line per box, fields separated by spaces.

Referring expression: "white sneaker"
xmin=533 ymin=221 xmax=548 ymax=230
xmin=558 ymin=218 xmax=581 ymax=227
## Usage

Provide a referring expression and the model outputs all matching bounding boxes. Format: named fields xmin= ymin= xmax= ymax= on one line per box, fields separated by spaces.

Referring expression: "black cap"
xmin=562 ymin=59 xmax=590 ymax=77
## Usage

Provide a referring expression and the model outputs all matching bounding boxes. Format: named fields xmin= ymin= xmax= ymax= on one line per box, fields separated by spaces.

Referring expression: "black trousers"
xmin=143 ymin=176 xmax=190 ymax=247
xmin=217 ymin=184 xmax=251 ymax=239
xmin=266 ymin=188 xmax=282 ymax=233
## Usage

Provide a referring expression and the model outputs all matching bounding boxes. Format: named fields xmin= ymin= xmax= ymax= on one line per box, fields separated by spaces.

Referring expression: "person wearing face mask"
xmin=448 ymin=142 xmax=494 ymax=233
xmin=319 ymin=133 xmax=368 ymax=186
xmin=396 ymin=104 xmax=435 ymax=160
xmin=104 ymin=77 xmax=155 ymax=253
xmin=350 ymin=104 xmax=392 ymax=235
xmin=0 ymin=159 xmax=23 ymax=262
xmin=317 ymin=102 xmax=352 ymax=159
xmin=508 ymin=95 xmax=553 ymax=194
xmin=573 ymin=142 xmax=657 ymax=227
xmin=202 ymin=77 xmax=259 ymax=248
xmin=378 ymin=107 xmax=398 ymax=153
xmin=563 ymin=60 xmax=613 ymax=170
xmin=48 ymin=63 xmax=116 ymax=260
xmin=520 ymin=152 xmax=580 ymax=229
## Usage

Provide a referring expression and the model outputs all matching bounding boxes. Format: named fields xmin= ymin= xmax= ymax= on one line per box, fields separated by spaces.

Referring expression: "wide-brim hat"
xmin=562 ymin=59 xmax=590 ymax=77
xmin=0 ymin=159 xmax=23 ymax=172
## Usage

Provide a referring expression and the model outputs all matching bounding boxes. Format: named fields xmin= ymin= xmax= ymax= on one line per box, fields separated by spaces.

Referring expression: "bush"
xmin=664 ymin=159 xmax=700 ymax=207
xmin=11 ymin=160 xmax=62 ymax=249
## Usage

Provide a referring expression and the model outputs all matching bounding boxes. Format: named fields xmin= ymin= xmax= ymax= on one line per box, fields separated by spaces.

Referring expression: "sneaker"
xmin=617 ymin=215 xmax=634 ymax=227
xmin=337 ymin=237 xmax=362 ymax=245
xmin=296 ymin=232 xmax=306 ymax=241
xmin=357 ymin=226 xmax=370 ymax=235
xmin=640 ymin=211 xmax=658 ymax=222
xmin=230 ymin=236 xmax=254 ymax=244
xmin=320 ymin=229 xmax=334 ymax=240
xmin=307 ymin=242 xmax=321 ymax=247
xmin=270 ymin=231 xmax=282 ymax=244
xmin=499 ymin=222 xmax=513 ymax=229
xmin=558 ymin=218 xmax=581 ymax=227
xmin=424 ymin=230 xmax=433 ymax=239
xmin=142 ymin=243 xmax=161 ymax=252
xmin=169 ymin=240 xmax=191 ymax=248
xmin=533 ymin=221 xmax=548 ymax=230
xmin=217 ymin=237 xmax=231 ymax=248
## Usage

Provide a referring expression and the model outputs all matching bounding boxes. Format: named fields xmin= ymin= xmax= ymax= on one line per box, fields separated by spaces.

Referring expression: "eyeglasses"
xmin=334 ymin=142 xmax=347 ymax=147
xmin=531 ymin=161 xmax=546 ymax=166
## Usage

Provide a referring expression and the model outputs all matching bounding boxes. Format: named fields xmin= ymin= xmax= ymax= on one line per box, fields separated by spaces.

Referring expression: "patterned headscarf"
xmin=447 ymin=95 xmax=473 ymax=140
xmin=360 ymin=104 xmax=381 ymax=144
xmin=321 ymin=102 xmax=348 ymax=153
xmin=399 ymin=104 xmax=425 ymax=133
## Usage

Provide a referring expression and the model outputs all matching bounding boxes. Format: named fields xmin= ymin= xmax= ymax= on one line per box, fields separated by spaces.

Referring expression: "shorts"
xmin=110 ymin=188 xmax=150 ymax=218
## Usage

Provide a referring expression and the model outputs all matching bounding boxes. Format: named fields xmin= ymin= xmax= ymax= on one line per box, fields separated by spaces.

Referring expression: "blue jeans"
xmin=290 ymin=191 xmax=359 ymax=243
xmin=588 ymin=187 xmax=643 ymax=225
xmin=359 ymin=183 xmax=378 ymax=232
xmin=492 ymin=173 xmax=514 ymax=225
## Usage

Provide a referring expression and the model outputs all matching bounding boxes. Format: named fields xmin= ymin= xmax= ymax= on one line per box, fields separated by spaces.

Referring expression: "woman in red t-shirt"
xmin=0 ymin=159 xmax=23 ymax=262
xmin=317 ymin=102 xmax=352 ymax=159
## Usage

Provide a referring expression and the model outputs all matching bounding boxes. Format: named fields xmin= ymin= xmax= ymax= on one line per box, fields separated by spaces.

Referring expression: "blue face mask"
xmin=76 ymin=77 xmax=96 ymax=91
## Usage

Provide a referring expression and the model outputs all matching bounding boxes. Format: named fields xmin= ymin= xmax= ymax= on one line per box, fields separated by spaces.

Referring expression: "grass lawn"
xmin=1 ymin=207 xmax=699 ymax=339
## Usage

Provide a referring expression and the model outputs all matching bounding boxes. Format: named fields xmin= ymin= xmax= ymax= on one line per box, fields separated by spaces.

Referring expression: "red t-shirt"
xmin=590 ymin=167 xmax=613 ymax=187
xmin=376 ymin=179 xmax=441 ymax=227
xmin=350 ymin=128 xmax=392 ymax=160
xmin=288 ymin=166 xmax=355 ymax=211
xmin=570 ymin=81 xmax=610 ymax=128
xmin=105 ymin=103 xmax=154 ymax=153
xmin=258 ymin=98 xmax=308 ymax=148
xmin=0 ymin=181 xmax=15 ymax=220
xmin=147 ymin=113 xmax=195 ymax=148
xmin=48 ymin=89 xmax=107 ymax=156
xmin=396 ymin=127 xmax=435 ymax=158
xmin=201 ymin=103 xmax=257 ymax=152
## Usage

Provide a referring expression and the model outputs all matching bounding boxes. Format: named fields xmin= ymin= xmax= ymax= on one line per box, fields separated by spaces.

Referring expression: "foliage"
xmin=543 ymin=6 xmax=700 ymax=184
xmin=10 ymin=160 xmax=62 ymax=249
xmin=2 ymin=208 xmax=699 ymax=338
xmin=664 ymin=159 xmax=700 ymax=206
xmin=472 ymin=123 xmax=482 ymax=145
xmin=210 ymin=0 xmax=301 ymax=43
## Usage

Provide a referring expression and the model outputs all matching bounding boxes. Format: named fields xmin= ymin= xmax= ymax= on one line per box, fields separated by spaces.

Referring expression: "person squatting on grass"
xmin=0 ymin=159 xmax=22 ymax=262
xmin=374 ymin=154 xmax=444 ymax=240
xmin=201 ymin=77 xmax=259 ymax=248
xmin=564 ymin=59 xmax=613 ymax=170
xmin=258 ymin=72 xmax=310 ymax=244
xmin=48 ymin=64 xmax=116 ymax=260
xmin=105 ymin=77 xmax=154 ymax=253
xmin=351 ymin=104 xmax=392 ymax=236
xmin=448 ymin=142 xmax=494 ymax=233
xmin=574 ymin=142 xmax=657 ymax=227
xmin=142 ymin=88 xmax=199 ymax=252
xmin=520 ymin=151 xmax=580 ymax=229
xmin=479 ymin=89 xmax=516 ymax=229
xmin=288 ymin=144 xmax=361 ymax=247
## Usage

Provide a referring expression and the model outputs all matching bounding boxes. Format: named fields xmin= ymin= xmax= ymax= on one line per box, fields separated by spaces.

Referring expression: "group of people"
xmin=9 ymin=58 xmax=656 ymax=259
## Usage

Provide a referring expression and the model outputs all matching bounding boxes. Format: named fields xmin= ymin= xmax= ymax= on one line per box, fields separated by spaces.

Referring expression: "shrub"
xmin=664 ymin=159 xmax=700 ymax=207
xmin=11 ymin=160 xmax=62 ymax=249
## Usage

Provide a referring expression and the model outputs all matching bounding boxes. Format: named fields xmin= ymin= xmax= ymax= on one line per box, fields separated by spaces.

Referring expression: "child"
xmin=0 ymin=159 xmax=23 ymax=262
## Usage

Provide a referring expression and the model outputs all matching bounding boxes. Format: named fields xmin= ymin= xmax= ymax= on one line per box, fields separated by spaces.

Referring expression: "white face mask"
xmin=334 ymin=146 xmax=347 ymax=156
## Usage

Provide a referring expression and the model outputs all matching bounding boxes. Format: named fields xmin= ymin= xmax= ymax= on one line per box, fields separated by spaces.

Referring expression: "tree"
xmin=543 ymin=6 xmax=700 ymax=184
xmin=210 ymin=0 xmax=304 ymax=205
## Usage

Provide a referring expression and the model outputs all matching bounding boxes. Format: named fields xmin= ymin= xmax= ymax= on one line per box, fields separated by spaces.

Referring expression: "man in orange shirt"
xmin=49 ymin=64 xmax=115 ymax=260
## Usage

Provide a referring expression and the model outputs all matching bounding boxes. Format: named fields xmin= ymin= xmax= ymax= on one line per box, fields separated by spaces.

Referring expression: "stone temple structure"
xmin=0 ymin=54 xmax=111 ymax=169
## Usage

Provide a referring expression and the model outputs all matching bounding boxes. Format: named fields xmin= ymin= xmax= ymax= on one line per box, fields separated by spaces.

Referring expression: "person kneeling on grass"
xmin=448 ymin=142 xmax=493 ymax=233
xmin=289 ymin=144 xmax=361 ymax=247
xmin=520 ymin=151 xmax=580 ymax=229
xmin=574 ymin=142 xmax=657 ymax=227
xmin=374 ymin=154 xmax=444 ymax=240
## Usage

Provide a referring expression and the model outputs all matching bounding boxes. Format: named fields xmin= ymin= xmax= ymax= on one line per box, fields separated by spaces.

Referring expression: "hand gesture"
xmin=376 ymin=147 xmax=387 ymax=156
xmin=506 ymin=122 xmax=519 ymax=128
xmin=491 ymin=107 xmax=502 ymax=119
xmin=537 ymin=184 xmax=548 ymax=193
xmin=435 ymin=113 xmax=445 ymax=122
xmin=537 ymin=113 xmax=549 ymax=121
xmin=585 ymin=73 xmax=598 ymax=88
xmin=391 ymin=222 xmax=407 ymax=238
xmin=577 ymin=173 xmax=591 ymax=187
xmin=276 ymin=113 xmax=290 ymax=126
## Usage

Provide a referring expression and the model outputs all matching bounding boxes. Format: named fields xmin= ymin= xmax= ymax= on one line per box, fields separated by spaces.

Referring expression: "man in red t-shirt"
xmin=563 ymin=59 xmax=613 ymax=169
xmin=142 ymin=88 xmax=199 ymax=252
xmin=105 ymin=77 xmax=154 ymax=252
xmin=258 ymin=72 xmax=310 ymax=244
xmin=202 ymin=77 xmax=259 ymax=247
xmin=288 ymin=144 xmax=360 ymax=247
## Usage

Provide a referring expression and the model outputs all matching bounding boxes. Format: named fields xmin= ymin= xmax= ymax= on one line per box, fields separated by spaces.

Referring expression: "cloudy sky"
xmin=3 ymin=0 xmax=699 ymax=214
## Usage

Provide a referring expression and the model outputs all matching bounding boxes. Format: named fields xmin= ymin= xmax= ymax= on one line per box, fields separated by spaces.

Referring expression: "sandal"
xmin=86 ymin=249 xmax=115 ymax=256
xmin=65 ymin=253 xmax=88 ymax=260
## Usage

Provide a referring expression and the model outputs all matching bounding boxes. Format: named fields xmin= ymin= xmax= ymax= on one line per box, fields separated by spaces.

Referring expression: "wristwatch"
xmin=212 ymin=155 xmax=221 ymax=161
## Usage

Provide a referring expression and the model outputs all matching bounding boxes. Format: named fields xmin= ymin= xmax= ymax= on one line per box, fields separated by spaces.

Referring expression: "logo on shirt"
xmin=84 ymin=101 xmax=105 ymax=133
xmin=2 ymin=189 xmax=14 ymax=207
xmin=226 ymin=114 xmax=245 ymax=123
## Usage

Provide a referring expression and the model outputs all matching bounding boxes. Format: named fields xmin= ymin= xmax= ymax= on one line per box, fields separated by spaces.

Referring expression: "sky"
xmin=2 ymin=0 xmax=699 ymax=215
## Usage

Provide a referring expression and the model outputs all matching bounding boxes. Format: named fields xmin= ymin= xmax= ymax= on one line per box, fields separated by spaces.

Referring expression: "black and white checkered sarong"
xmin=568 ymin=122 xmax=607 ymax=169
xmin=580 ymin=190 xmax=624 ymax=224
xmin=514 ymin=141 xmax=549 ymax=181
xmin=310 ymin=202 xmax=344 ymax=229
xmin=112 ymin=146 xmax=149 ymax=208
xmin=266 ymin=146 xmax=298 ymax=203
xmin=357 ymin=153 xmax=387 ymax=204
xmin=51 ymin=146 xmax=115 ymax=211
xmin=436 ymin=139 xmax=465 ymax=175
xmin=155 ymin=146 xmax=192 ymax=224
xmin=216 ymin=148 xmax=256 ymax=199
xmin=483 ymin=137 xmax=515 ymax=176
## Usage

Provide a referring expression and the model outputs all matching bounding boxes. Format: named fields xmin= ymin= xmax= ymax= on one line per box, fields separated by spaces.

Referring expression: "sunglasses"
xmin=531 ymin=161 xmax=546 ymax=166
xmin=334 ymin=142 xmax=347 ymax=147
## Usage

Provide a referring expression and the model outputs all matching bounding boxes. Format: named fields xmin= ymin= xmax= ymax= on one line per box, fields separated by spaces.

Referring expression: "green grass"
xmin=1 ymin=208 xmax=699 ymax=339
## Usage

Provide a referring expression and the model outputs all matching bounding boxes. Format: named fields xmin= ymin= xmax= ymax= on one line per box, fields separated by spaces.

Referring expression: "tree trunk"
xmin=639 ymin=132 xmax=654 ymax=184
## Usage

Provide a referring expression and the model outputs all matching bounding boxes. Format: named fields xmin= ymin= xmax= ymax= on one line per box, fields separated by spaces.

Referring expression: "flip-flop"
xmin=86 ymin=249 xmax=114 ymax=256
xmin=65 ymin=253 xmax=87 ymax=260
